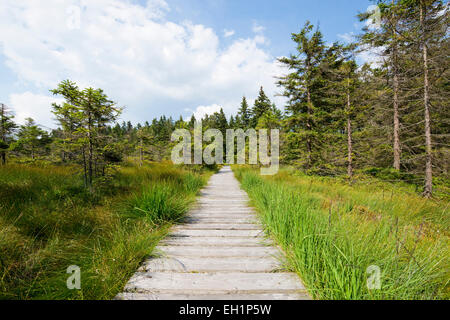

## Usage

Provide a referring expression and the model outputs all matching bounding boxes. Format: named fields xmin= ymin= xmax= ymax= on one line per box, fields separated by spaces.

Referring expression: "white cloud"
xmin=191 ymin=104 xmax=222 ymax=120
xmin=357 ymin=44 xmax=384 ymax=67
xmin=342 ymin=19 xmax=384 ymax=67
xmin=365 ymin=5 xmax=382 ymax=31
xmin=0 ymin=0 xmax=285 ymax=126
xmin=252 ymin=22 xmax=265 ymax=34
xmin=8 ymin=92 xmax=63 ymax=128
xmin=337 ymin=32 xmax=355 ymax=43
xmin=223 ymin=29 xmax=235 ymax=37
xmin=337 ymin=32 xmax=383 ymax=67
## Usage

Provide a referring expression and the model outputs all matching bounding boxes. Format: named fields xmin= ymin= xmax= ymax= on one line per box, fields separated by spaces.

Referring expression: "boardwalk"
xmin=117 ymin=166 xmax=310 ymax=300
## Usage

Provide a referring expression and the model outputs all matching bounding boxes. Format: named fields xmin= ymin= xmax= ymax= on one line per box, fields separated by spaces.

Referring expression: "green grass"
xmin=233 ymin=166 xmax=449 ymax=300
xmin=0 ymin=162 xmax=212 ymax=300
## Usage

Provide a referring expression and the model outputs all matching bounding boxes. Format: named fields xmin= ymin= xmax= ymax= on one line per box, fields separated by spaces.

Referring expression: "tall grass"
xmin=233 ymin=166 xmax=449 ymax=300
xmin=0 ymin=162 xmax=211 ymax=299
xmin=129 ymin=172 xmax=204 ymax=223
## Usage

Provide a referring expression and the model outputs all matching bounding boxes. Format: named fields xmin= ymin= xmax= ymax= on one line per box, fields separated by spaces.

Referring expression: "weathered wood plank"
xmin=117 ymin=166 xmax=309 ymax=300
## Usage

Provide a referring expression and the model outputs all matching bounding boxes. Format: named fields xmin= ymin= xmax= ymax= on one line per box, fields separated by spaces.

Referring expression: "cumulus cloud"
xmin=357 ymin=45 xmax=384 ymax=67
xmin=191 ymin=104 xmax=222 ymax=120
xmin=0 ymin=0 xmax=284 ymax=127
xmin=223 ymin=29 xmax=235 ymax=37
xmin=339 ymin=22 xmax=384 ymax=67
xmin=8 ymin=92 xmax=63 ymax=128
xmin=252 ymin=22 xmax=265 ymax=34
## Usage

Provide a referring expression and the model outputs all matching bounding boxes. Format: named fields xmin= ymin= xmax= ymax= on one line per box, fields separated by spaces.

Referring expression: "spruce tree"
xmin=359 ymin=0 xmax=410 ymax=171
xmin=252 ymin=87 xmax=272 ymax=126
xmin=0 ymin=103 xmax=17 ymax=165
xmin=359 ymin=0 xmax=448 ymax=196
xmin=237 ymin=96 xmax=251 ymax=128
xmin=408 ymin=0 xmax=447 ymax=197
xmin=277 ymin=22 xmax=329 ymax=169
xmin=52 ymin=80 xmax=121 ymax=188
xmin=189 ymin=115 xmax=196 ymax=129
xmin=12 ymin=118 xmax=51 ymax=160
xmin=229 ymin=115 xmax=236 ymax=129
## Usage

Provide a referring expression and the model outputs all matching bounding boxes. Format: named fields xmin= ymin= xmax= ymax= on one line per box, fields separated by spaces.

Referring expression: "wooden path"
xmin=116 ymin=166 xmax=310 ymax=300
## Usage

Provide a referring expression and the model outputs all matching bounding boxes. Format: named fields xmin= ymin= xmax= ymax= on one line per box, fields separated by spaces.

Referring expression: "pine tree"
xmin=252 ymin=87 xmax=272 ymax=126
xmin=189 ymin=115 xmax=196 ymax=129
xmin=256 ymin=108 xmax=281 ymax=130
xmin=52 ymin=80 xmax=121 ymax=188
xmin=412 ymin=0 xmax=447 ymax=197
xmin=334 ymin=58 xmax=361 ymax=180
xmin=359 ymin=0 xmax=410 ymax=171
xmin=175 ymin=116 xmax=186 ymax=129
xmin=277 ymin=22 xmax=329 ymax=169
xmin=11 ymin=118 xmax=51 ymax=160
xmin=229 ymin=115 xmax=236 ymax=129
xmin=0 ymin=103 xmax=17 ymax=165
xmin=237 ymin=96 xmax=251 ymax=128
xmin=136 ymin=126 xmax=154 ymax=166
xmin=271 ymin=103 xmax=283 ymax=120
xmin=359 ymin=0 xmax=448 ymax=196
xmin=207 ymin=108 xmax=228 ymax=136
xmin=217 ymin=108 xmax=228 ymax=135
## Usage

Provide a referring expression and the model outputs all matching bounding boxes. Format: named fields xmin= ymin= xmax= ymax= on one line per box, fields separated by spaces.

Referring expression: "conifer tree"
xmin=252 ymin=87 xmax=272 ymax=126
xmin=237 ymin=96 xmax=251 ymax=128
xmin=359 ymin=0 xmax=409 ymax=171
xmin=51 ymin=80 xmax=121 ymax=188
xmin=0 ymin=103 xmax=17 ymax=165
xmin=411 ymin=0 xmax=447 ymax=197
xmin=277 ymin=22 xmax=329 ymax=169
xmin=12 ymin=118 xmax=51 ymax=160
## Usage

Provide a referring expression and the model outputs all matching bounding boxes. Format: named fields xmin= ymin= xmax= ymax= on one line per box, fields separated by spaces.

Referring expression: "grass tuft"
xmin=233 ymin=166 xmax=449 ymax=300
xmin=0 ymin=163 xmax=212 ymax=300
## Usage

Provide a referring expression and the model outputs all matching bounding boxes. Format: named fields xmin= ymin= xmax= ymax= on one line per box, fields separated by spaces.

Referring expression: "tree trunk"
xmin=306 ymin=85 xmax=312 ymax=168
xmin=0 ymin=104 xmax=4 ymax=141
xmin=82 ymin=147 xmax=88 ymax=188
xmin=347 ymin=80 xmax=353 ymax=180
xmin=421 ymin=2 xmax=433 ymax=197
xmin=0 ymin=104 xmax=5 ymax=166
xmin=392 ymin=0 xmax=401 ymax=171
xmin=139 ymin=138 xmax=143 ymax=167
xmin=87 ymin=111 xmax=93 ymax=189
xmin=88 ymin=131 xmax=93 ymax=188
xmin=393 ymin=58 xmax=401 ymax=170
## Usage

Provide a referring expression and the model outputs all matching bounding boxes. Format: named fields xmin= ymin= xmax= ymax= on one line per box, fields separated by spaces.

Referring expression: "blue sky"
xmin=0 ymin=0 xmax=373 ymax=128
xmin=164 ymin=0 xmax=372 ymax=55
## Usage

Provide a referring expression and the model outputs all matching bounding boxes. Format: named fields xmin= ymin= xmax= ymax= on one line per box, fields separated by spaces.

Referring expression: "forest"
xmin=0 ymin=0 xmax=448 ymax=300
xmin=1 ymin=1 xmax=448 ymax=196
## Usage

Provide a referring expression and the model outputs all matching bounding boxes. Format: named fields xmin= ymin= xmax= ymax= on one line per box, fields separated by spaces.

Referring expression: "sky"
xmin=0 ymin=0 xmax=374 ymax=129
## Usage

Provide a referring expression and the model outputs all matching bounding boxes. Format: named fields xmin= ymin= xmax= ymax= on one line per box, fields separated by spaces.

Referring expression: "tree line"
xmin=0 ymin=0 xmax=448 ymax=197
